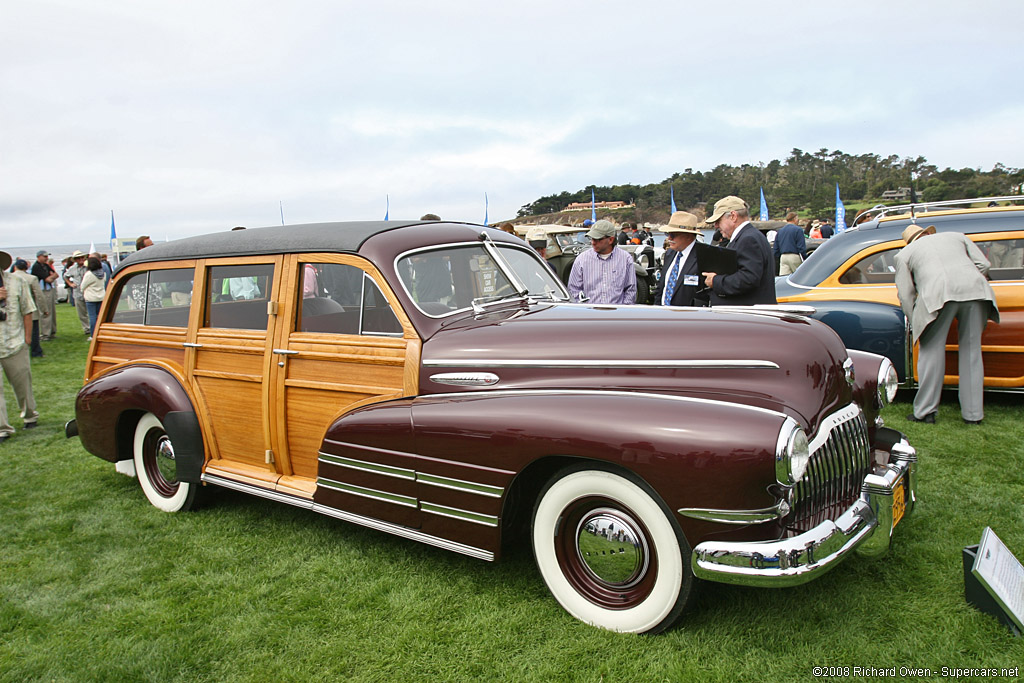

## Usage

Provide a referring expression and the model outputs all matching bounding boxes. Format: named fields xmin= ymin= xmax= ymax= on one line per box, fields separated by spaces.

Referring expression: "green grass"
xmin=2 ymin=305 xmax=1023 ymax=681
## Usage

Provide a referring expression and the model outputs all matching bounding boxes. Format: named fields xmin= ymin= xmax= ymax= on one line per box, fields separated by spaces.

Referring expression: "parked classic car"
xmin=514 ymin=224 xmax=658 ymax=304
xmin=67 ymin=220 xmax=916 ymax=633
xmin=776 ymin=197 xmax=1024 ymax=389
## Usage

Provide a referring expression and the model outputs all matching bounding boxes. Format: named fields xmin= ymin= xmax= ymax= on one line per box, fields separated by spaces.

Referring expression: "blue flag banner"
xmin=384 ymin=195 xmax=389 ymax=221
xmin=484 ymin=192 xmax=489 ymax=226
xmin=591 ymin=189 xmax=596 ymax=222
xmin=670 ymin=186 xmax=677 ymax=214
xmin=759 ymin=187 xmax=769 ymax=221
xmin=835 ymin=183 xmax=847 ymax=233
xmin=109 ymin=210 xmax=117 ymax=241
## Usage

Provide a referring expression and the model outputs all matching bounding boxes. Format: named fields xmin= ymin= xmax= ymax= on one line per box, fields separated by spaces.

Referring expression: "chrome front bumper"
xmin=691 ymin=437 xmax=917 ymax=587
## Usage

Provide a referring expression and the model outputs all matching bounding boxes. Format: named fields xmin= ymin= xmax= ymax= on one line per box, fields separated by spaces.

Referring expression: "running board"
xmin=202 ymin=473 xmax=495 ymax=562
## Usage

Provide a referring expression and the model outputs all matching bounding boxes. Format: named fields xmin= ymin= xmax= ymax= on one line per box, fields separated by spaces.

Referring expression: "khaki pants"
xmin=0 ymin=345 xmax=38 ymax=436
xmin=779 ymin=253 xmax=803 ymax=276
xmin=75 ymin=293 xmax=90 ymax=334
xmin=38 ymin=287 xmax=57 ymax=339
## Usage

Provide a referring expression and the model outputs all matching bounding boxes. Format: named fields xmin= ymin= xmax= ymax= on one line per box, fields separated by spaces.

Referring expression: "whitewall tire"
xmin=133 ymin=412 xmax=199 ymax=512
xmin=532 ymin=465 xmax=694 ymax=634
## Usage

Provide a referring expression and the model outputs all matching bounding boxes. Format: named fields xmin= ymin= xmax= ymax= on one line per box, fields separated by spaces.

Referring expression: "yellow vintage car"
xmin=776 ymin=198 xmax=1024 ymax=390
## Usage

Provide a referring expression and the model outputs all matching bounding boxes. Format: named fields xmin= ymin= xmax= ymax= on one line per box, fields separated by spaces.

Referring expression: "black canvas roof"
xmin=118 ymin=221 xmax=426 ymax=270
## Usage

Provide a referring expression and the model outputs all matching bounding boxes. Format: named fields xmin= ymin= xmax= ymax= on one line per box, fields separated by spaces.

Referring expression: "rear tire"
xmin=531 ymin=464 xmax=694 ymax=633
xmin=133 ymin=413 xmax=199 ymax=512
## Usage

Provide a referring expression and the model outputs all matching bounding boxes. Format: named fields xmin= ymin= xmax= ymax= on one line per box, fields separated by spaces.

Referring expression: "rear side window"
xmin=110 ymin=269 xmax=193 ymax=328
xmin=206 ymin=264 xmax=275 ymax=330
xmin=978 ymin=238 xmax=1024 ymax=280
xmin=299 ymin=263 xmax=402 ymax=337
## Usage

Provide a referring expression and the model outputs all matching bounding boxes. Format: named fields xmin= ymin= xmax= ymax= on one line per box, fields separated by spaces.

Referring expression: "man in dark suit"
xmin=701 ymin=196 xmax=777 ymax=306
xmin=654 ymin=212 xmax=707 ymax=307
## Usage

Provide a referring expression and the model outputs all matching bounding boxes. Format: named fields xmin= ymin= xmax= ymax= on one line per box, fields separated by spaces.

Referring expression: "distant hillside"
xmin=512 ymin=149 xmax=1023 ymax=225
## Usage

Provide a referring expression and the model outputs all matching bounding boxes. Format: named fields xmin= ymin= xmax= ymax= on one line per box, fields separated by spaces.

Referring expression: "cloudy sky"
xmin=2 ymin=0 xmax=1021 ymax=248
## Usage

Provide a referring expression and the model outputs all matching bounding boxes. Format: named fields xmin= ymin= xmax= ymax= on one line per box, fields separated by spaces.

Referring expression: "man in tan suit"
xmin=895 ymin=225 xmax=999 ymax=424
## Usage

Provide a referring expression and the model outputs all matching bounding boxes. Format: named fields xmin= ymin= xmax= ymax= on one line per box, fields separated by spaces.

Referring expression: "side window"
xmin=977 ymin=238 xmax=1024 ymax=280
xmin=146 ymin=269 xmax=194 ymax=327
xmin=838 ymin=248 xmax=901 ymax=285
xmin=111 ymin=272 xmax=149 ymax=324
xmin=361 ymin=275 xmax=402 ymax=336
xmin=298 ymin=263 xmax=402 ymax=337
xmin=206 ymin=264 xmax=275 ymax=330
xmin=109 ymin=269 xmax=193 ymax=327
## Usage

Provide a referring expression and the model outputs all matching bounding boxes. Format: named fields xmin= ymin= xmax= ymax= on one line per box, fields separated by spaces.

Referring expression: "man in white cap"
xmin=895 ymin=224 xmax=999 ymax=425
xmin=654 ymin=212 xmax=707 ymax=307
xmin=65 ymin=250 xmax=91 ymax=335
xmin=0 ymin=250 xmax=39 ymax=443
xmin=525 ymin=227 xmax=556 ymax=273
xmin=701 ymin=195 xmax=776 ymax=306
xmin=568 ymin=219 xmax=636 ymax=304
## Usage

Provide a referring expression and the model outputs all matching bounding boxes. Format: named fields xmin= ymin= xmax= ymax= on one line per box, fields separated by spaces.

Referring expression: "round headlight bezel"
xmin=775 ymin=417 xmax=811 ymax=485
xmin=877 ymin=358 xmax=899 ymax=405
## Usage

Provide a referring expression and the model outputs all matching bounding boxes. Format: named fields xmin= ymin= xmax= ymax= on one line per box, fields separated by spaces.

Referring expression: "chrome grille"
xmin=788 ymin=407 xmax=871 ymax=533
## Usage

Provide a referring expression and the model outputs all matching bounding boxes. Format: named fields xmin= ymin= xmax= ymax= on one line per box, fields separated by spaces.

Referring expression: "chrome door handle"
xmin=272 ymin=349 xmax=299 ymax=355
xmin=183 ymin=342 xmax=203 ymax=348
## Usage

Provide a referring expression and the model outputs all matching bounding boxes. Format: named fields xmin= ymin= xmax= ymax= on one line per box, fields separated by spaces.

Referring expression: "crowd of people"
xmin=0 ymin=235 xmax=155 ymax=444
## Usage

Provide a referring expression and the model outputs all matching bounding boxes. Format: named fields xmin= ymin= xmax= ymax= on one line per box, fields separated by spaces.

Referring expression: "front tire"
xmin=532 ymin=464 xmax=694 ymax=633
xmin=133 ymin=413 xmax=199 ymax=512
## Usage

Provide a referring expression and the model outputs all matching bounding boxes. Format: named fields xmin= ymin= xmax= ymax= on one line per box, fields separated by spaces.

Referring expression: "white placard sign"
xmin=972 ymin=526 xmax=1024 ymax=632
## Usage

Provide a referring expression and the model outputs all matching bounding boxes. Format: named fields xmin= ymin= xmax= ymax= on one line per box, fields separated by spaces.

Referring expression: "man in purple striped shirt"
xmin=568 ymin=220 xmax=637 ymax=304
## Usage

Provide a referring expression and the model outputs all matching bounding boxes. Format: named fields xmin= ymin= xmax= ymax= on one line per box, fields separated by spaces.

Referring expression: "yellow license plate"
xmin=892 ymin=477 xmax=906 ymax=528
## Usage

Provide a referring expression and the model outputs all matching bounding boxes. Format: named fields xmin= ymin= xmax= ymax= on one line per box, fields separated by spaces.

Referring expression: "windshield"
xmin=397 ymin=243 xmax=567 ymax=317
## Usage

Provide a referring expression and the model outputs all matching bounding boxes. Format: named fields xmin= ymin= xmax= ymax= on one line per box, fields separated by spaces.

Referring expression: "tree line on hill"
xmin=517 ymin=148 xmax=1024 ymax=222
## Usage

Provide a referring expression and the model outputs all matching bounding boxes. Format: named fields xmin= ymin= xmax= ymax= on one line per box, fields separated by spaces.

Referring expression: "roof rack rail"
xmin=852 ymin=195 xmax=1024 ymax=226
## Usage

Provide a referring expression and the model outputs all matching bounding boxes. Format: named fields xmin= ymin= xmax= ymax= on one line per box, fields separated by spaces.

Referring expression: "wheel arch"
xmin=75 ymin=362 xmax=206 ymax=482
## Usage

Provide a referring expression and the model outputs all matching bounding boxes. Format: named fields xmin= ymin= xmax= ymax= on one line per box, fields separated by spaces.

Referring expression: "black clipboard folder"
xmin=694 ymin=242 xmax=738 ymax=275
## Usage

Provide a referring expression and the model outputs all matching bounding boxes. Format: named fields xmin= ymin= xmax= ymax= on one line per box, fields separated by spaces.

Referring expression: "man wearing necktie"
xmin=654 ymin=211 xmax=708 ymax=307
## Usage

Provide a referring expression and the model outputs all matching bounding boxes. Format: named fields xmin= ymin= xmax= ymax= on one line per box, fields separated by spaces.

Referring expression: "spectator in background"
xmin=498 ymin=222 xmax=517 ymax=235
xmin=616 ymin=223 xmax=631 ymax=245
xmin=526 ymin=226 xmax=556 ymax=272
xmin=654 ymin=212 xmax=707 ymax=307
xmin=0 ymin=250 xmax=39 ymax=442
xmin=66 ymin=251 xmax=91 ymax=334
xmin=81 ymin=256 xmax=107 ymax=339
xmin=702 ymin=196 xmax=777 ymax=306
xmin=136 ymin=235 xmax=154 ymax=251
xmin=31 ymin=250 xmax=58 ymax=340
xmin=774 ymin=212 xmax=807 ymax=276
xmin=896 ymin=225 xmax=998 ymax=425
xmin=420 ymin=214 xmax=441 ymax=221
xmin=819 ymin=219 xmax=834 ymax=239
xmin=568 ymin=219 xmax=636 ymax=304
xmin=12 ymin=259 xmax=44 ymax=357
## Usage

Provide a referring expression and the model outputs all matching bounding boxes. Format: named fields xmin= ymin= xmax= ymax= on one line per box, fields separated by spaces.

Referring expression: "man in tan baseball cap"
xmin=568 ymin=219 xmax=637 ymax=304
xmin=654 ymin=212 xmax=707 ymax=307
xmin=701 ymin=196 xmax=776 ymax=306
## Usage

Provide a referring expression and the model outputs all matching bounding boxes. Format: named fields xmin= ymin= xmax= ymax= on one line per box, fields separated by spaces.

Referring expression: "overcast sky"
xmin=2 ymin=0 xmax=1021 ymax=248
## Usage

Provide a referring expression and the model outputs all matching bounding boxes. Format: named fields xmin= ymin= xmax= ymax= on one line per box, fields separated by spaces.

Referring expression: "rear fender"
xmin=74 ymin=363 xmax=205 ymax=482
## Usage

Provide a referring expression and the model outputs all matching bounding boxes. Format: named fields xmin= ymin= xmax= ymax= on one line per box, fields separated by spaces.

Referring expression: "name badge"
xmin=683 ymin=274 xmax=699 ymax=286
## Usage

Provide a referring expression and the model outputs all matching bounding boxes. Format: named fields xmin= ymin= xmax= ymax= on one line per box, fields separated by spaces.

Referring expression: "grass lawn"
xmin=2 ymin=305 xmax=1022 ymax=681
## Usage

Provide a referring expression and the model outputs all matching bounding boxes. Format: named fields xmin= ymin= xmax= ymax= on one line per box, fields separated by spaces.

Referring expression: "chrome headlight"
xmin=877 ymin=358 xmax=899 ymax=405
xmin=775 ymin=417 xmax=810 ymax=485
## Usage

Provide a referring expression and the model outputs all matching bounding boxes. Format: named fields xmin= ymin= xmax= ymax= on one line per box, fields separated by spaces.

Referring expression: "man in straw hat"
xmin=895 ymin=224 xmax=999 ymax=425
xmin=0 ymin=250 xmax=40 ymax=443
xmin=654 ymin=212 xmax=707 ymax=307
xmin=701 ymin=196 xmax=776 ymax=306
xmin=568 ymin=219 xmax=636 ymax=304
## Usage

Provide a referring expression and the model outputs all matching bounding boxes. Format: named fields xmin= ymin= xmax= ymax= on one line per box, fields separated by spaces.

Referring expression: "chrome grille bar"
xmin=790 ymin=406 xmax=871 ymax=531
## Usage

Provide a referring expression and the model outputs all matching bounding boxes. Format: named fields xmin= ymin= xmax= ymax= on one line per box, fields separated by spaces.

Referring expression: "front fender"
xmin=74 ymin=364 xmax=205 ymax=482
xmin=809 ymin=301 xmax=908 ymax=381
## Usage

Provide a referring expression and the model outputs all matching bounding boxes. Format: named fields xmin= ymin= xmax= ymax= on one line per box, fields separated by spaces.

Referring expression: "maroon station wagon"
xmin=68 ymin=220 xmax=917 ymax=633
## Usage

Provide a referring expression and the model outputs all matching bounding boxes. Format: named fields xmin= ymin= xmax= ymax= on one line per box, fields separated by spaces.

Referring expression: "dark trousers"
xmin=30 ymin=320 xmax=43 ymax=357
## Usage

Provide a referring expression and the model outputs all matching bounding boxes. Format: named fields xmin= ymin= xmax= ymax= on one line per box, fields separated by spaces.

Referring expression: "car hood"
xmin=420 ymin=303 xmax=854 ymax=434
